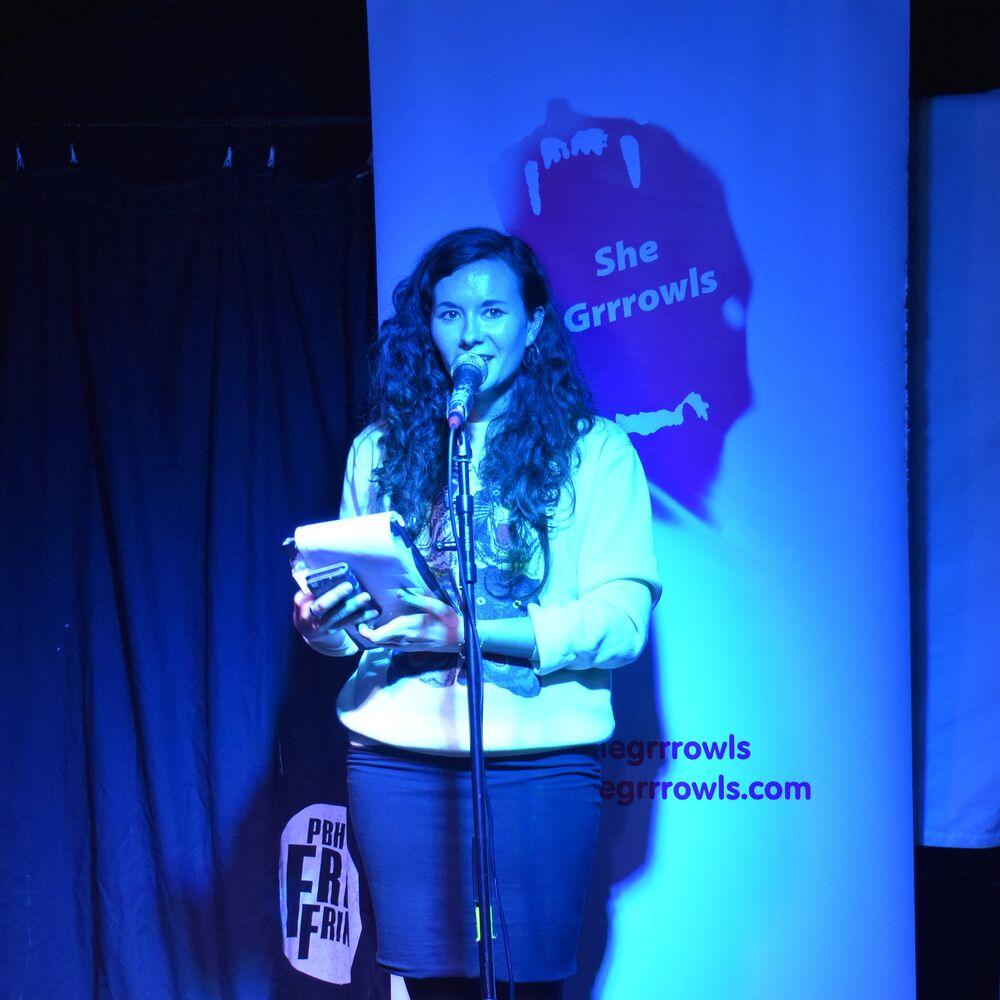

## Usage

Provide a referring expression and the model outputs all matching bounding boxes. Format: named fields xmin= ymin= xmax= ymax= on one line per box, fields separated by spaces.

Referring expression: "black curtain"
xmin=0 ymin=147 xmax=387 ymax=998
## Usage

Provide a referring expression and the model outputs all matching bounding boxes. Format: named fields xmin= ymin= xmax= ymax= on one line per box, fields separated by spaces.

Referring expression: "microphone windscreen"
xmin=449 ymin=352 xmax=488 ymax=385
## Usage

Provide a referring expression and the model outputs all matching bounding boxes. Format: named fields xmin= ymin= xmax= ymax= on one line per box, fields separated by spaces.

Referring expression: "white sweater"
xmin=309 ymin=417 xmax=660 ymax=753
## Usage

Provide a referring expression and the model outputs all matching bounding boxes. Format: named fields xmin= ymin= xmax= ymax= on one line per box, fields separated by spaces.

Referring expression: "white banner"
xmin=367 ymin=3 xmax=912 ymax=996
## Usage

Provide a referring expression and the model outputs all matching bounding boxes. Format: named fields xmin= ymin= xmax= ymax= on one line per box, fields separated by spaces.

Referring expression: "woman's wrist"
xmin=305 ymin=625 xmax=353 ymax=656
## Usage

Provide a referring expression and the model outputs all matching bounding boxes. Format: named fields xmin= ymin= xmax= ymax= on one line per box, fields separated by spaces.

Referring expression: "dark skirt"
xmin=347 ymin=742 xmax=602 ymax=981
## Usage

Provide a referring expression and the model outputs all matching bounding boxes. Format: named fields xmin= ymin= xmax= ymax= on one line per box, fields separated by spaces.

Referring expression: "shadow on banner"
xmin=492 ymin=98 xmax=752 ymax=520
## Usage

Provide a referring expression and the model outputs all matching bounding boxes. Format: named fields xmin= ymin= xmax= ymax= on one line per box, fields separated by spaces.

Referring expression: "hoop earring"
xmin=523 ymin=341 xmax=540 ymax=369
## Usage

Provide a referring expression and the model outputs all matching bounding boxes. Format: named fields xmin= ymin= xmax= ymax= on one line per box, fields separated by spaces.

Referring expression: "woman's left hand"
xmin=357 ymin=590 xmax=464 ymax=653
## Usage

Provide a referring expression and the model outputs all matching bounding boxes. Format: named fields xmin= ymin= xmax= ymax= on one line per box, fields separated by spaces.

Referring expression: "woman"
xmin=293 ymin=228 xmax=660 ymax=999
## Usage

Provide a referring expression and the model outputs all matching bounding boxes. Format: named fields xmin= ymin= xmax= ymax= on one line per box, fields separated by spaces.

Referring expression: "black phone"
xmin=305 ymin=564 xmax=383 ymax=617
xmin=305 ymin=563 xmax=357 ymax=597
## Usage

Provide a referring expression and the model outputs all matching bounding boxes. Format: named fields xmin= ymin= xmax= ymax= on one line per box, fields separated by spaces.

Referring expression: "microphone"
xmin=447 ymin=353 xmax=489 ymax=430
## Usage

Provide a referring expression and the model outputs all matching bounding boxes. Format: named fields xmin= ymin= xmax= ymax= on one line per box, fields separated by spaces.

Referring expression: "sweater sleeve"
xmin=339 ymin=425 xmax=382 ymax=519
xmin=302 ymin=426 xmax=383 ymax=657
xmin=526 ymin=421 xmax=660 ymax=675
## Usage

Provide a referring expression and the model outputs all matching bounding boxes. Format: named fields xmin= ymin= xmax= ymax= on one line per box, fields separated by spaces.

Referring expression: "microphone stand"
xmin=451 ymin=425 xmax=497 ymax=1000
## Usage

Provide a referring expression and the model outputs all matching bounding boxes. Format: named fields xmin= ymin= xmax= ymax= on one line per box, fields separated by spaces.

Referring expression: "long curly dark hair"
xmin=370 ymin=227 xmax=594 ymax=589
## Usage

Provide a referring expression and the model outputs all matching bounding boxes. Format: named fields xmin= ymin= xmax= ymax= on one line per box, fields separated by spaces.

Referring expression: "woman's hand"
xmin=357 ymin=590 xmax=464 ymax=653
xmin=292 ymin=582 xmax=377 ymax=640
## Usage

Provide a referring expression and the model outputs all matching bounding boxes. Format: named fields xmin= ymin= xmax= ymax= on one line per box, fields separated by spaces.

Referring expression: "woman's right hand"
xmin=292 ymin=582 xmax=378 ymax=640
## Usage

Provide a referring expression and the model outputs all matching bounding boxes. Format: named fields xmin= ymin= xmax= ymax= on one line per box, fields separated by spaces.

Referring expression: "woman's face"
xmin=430 ymin=257 xmax=544 ymax=420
